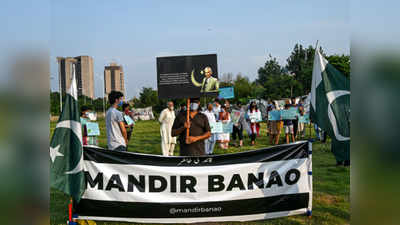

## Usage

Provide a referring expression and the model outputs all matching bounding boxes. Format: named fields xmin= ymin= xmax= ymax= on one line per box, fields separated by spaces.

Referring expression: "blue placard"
xmin=299 ymin=114 xmax=310 ymax=123
xmin=281 ymin=108 xmax=298 ymax=120
xmin=222 ymin=122 xmax=233 ymax=133
xmin=124 ymin=115 xmax=134 ymax=126
xmin=268 ymin=110 xmax=281 ymax=121
xmin=210 ymin=122 xmax=223 ymax=133
xmin=86 ymin=122 xmax=100 ymax=136
xmin=218 ymin=87 xmax=235 ymax=99
xmin=267 ymin=110 xmax=278 ymax=121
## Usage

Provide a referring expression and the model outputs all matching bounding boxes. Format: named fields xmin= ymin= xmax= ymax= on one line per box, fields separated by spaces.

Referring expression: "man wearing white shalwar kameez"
xmin=159 ymin=101 xmax=177 ymax=156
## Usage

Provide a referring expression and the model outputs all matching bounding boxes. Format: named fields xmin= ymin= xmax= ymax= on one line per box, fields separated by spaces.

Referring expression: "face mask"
xmin=84 ymin=112 xmax=90 ymax=117
xmin=190 ymin=102 xmax=199 ymax=111
xmin=221 ymin=109 xmax=225 ymax=112
xmin=118 ymin=100 xmax=123 ymax=107
xmin=168 ymin=106 xmax=174 ymax=111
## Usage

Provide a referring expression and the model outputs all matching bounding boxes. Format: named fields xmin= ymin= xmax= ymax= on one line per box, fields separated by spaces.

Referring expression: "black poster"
xmin=157 ymin=54 xmax=219 ymax=99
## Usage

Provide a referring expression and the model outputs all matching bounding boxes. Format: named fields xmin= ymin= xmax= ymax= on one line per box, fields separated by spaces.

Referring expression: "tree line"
xmin=50 ymin=43 xmax=349 ymax=116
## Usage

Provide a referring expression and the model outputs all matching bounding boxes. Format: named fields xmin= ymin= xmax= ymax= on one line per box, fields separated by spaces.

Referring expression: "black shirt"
xmin=172 ymin=111 xmax=211 ymax=156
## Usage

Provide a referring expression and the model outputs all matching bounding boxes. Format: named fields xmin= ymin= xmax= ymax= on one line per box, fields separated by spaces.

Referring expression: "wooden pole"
xmin=186 ymin=98 xmax=190 ymax=143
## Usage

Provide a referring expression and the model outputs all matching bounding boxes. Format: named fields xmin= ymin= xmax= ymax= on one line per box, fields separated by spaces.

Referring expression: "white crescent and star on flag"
xmin=49 ymin=64 xmax=84 ymax=174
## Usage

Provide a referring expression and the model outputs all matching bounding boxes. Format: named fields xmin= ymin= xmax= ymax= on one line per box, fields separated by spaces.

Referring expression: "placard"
xmin=230 ymin=110 xmax=242 ymax=124
xmin=299 ymin=114 xmax=310 ymax=123
xmin=210 ymin=122 xmax=223 ymax=133
xmin=124 ymin=115 xmax=134 ymax=126
xmin=222 ymin=122 xmax=233 ymax=133
xmin=281 ymin=108 xmax=298 ymax=120
xmin=249 ymin=113 xmax=262 ymax=123
xmin=86 ymin=122 xmax=100 ymax=136
xmin=157 ymin=54 xmax=219 ymax=99
xmin=218 ymin=87 xmax=234 ymax=99
xmin=268 ymin=110 xmax=281 ymax=121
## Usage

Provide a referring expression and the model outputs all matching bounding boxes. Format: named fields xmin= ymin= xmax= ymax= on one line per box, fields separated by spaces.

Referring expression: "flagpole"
xmin=68 ymin=197 xmax=77 ymax=225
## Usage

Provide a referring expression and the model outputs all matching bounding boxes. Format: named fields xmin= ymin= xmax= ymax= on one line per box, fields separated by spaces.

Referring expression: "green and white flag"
xmin=310 ymin=47 xmax=350 ymax=162
xmin=50 ymin=64 xmax=85 ymax=201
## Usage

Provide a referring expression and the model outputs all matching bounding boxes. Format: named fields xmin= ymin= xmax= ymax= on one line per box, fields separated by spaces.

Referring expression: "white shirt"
xmin=203 ymin=110 xmax=216 ymax=124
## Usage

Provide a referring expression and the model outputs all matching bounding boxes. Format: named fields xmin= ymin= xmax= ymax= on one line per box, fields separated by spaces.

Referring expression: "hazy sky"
xmin=50 ymin=0 xmax=349 ymax=99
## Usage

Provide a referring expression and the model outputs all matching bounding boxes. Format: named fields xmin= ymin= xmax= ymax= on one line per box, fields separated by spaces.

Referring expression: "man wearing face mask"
xmin=159 ymin=101 xmax=177 ymax=156
xmin=172 ymin=98 xmax=211 ymax=156
xmin=105 ymin=91 xmax=128 ymax=151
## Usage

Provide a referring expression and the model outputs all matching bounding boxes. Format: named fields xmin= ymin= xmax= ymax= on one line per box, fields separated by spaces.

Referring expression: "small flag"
xmin=50 ymin=64 xmax=85 ymax=201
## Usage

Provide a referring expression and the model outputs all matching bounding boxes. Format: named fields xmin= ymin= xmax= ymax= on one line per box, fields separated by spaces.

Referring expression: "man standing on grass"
xmin=106 ymin=91 xmax=128 ymax=151
xmin=172 ymin=98 xmax=211 ymax=156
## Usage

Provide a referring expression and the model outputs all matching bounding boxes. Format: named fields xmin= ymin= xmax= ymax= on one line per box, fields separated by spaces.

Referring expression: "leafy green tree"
xmin=261 ymin=74 xmax=302 ymax=100
xmin=326 ymin=54 xmax=350 ymax=77
xmin=257 ymin=55 xmax=282 ymax=85
xmin=138 ymin=87 xmax=158 ymax=107
xmin=286 ymin=44 xmax=319 ymax=94
xmin=233 ymin=74 xmax=252 ymax=101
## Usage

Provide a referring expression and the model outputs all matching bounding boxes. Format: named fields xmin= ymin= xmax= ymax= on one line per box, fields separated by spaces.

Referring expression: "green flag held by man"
xmin=310 ymin=46 xmax=350 ymax=165
xmin=50 ymin=64 xmax=85 ymax=201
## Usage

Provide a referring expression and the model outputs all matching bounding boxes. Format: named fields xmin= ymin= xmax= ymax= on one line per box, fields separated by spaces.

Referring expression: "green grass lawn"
xmin=50 ymin=119 xmax=349 ymax=225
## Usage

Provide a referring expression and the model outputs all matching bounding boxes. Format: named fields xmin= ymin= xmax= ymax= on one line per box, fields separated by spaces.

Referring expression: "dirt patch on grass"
xmin=317 ymin=194 xmax=341 ymax=205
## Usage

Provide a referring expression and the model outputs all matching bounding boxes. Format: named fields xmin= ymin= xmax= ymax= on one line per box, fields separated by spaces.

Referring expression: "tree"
xmin=286 ymin=44 xmax=319 ymax=94
xmin=261 ymin=74 xmax=302 ymax=100
xmin=232 ymin=74 xmax=252 ymax=102
xmin=326 ymin=54 xmax=350 ymax=77
xmin=257 ymin=55 xmax=282 ymax=85
xmin=138 ymin=87 xmax=159 ymax=107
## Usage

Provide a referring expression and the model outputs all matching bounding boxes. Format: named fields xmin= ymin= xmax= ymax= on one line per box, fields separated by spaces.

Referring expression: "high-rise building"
xmin=104 ymin=62 xmax=125 ymax=99
xmin=57 ymin=56 xmax=95 ymax=99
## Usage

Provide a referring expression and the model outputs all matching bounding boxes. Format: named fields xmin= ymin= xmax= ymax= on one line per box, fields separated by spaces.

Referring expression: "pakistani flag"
xmin=310 ymin=47 xmax=350 ymax=163
xmin=50 ymin=64 xmax=85 ymax=201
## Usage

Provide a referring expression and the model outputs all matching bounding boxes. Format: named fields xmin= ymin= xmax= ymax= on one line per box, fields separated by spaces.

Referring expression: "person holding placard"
xmin=231 ymin=102 xmax=245 ymax=147
xmin=268 ymin=102 xmax=281 ymax=145
xmin=291 ymin=97 xmax=300 ymax=139
xmin=247 ymin=102 xmax=262 ymax=146
xmin=122 ymin=104 xmax=134 ymax=142
xmin=213 ymin=99 xmax=221 ymax=121
xmin=283 ymin=100 xmax=295 ymax=144
xmin=297 ymin=99 xmax=306 ymax=138
xmin=217 ymin=105 xmax=231 ymax=149
xmin=202 ymin=103 xmax=217 ymax=154
xmin=80 ymin=105 xmax=90 ymax=146
xmin=159 ymin=101 xmax=177 ymax=156
xmin=172 ymin=98 xmax=211 ymax=156
xmin=266 ymin=100 xmax=274 ymax=136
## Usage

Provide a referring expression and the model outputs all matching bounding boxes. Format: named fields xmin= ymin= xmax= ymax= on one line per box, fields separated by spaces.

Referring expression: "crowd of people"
xmin=85 ymin=90 xmax=316 ymax=158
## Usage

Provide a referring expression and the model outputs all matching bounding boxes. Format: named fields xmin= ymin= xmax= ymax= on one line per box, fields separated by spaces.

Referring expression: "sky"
xmin=50 ymin=0 xmax=350 ymax=99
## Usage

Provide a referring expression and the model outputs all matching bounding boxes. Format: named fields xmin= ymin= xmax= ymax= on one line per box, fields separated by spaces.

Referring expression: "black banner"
xmin=76 ymin=141 xmax=312 ymax=223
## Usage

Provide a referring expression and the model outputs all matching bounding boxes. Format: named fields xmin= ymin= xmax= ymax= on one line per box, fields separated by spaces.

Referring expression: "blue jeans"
xmin=205 ymin=134 xmax=216 ymax=155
